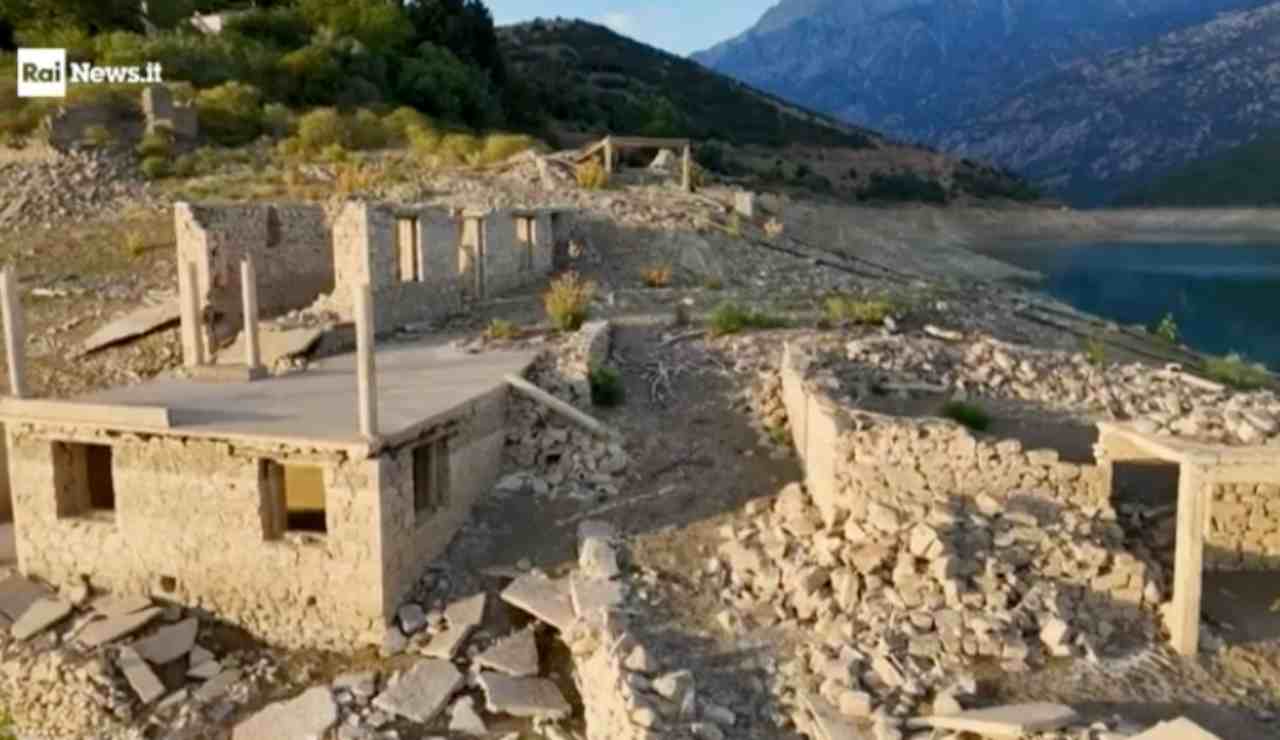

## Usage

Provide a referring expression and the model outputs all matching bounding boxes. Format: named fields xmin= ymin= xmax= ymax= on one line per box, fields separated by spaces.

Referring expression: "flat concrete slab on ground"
xmin=80 ymin=299 xmax=179 ymax=355
xmin=1132 ymin=717 xmax=1222 ymax=740
xmin=0 ymin=576 xmax=50 ymax=621
xmin=474 ymin=628 xmax=539 ymax=677
xmin=91 ymin=594 xmax=153 ymax=618
xmin=117 ymin=647 xmax=165 ymax=704
xmin=911 ymin=702 xmax=1078 ymax=737
xmin=10 ymin=597 xmax=72 ymax=641
xmin=217 ymin=326 xmax=327 ymax=368
xmin=501 ymin=573 xmax=574 ymax=632
xmin=233 ymin=686 xmax=338 ymax=740
xmin=372 ymin=659 xmax=464 ymax=724
xmin=133 ymin=617 xmax=198 ymax=664
xmin=477 ymin=672 xmax=571 ymax=719
xmin=70 ymin=344 xmax=538 ymax=447
xmin=78 ymin=607 xmax=163 ymax=648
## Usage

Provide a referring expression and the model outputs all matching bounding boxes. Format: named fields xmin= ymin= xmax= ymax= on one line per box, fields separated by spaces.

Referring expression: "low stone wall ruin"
xmin=1208 ymin=482 xmax=1280 ymax=570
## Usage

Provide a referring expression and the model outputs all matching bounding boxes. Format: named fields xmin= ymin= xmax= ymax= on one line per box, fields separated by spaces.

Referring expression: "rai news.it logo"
xmin=16 ymin=48 xmax=67 ymax=98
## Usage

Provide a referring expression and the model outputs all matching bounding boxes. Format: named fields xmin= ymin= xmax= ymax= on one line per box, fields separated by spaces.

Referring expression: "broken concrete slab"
xmin=449 ymin=695 xmax=488 ymax=736
xmin=133 ymin=617 xmax=198 ymax=664
xmin=501 ymin=574 xmax=574 ymax=631
xmin=78 ymin=607 xmax=163 ymax=648
xmin=579 ymin=536 xmax=620 ymax=579
xmin=372 ymin=660 xmax=464 ymax=724
xmin=445 ymin=593 xmax=486 ymax=630
xmin=422 ymin=623 xmax=474 ymax=660
xmin=188 ymin=659 xmax=222 ymax=680
xmin=578 ymin=520 xmax=617 ymax=542
xmin=474 ymin=628 xmax=539 ymax=677
xmin=91 ymin=594 xmax=153 ymax=618
xmin=11 ymin=597 xmax=73 ymax=641
xmin=570 ymin=573 xmax=624 ymax=622
xmin=233 ymin=686 xmax=338 ymax=740
xmin=188 ymin=645 xmax=215 ymax=669
xmin=194 ymin=668 xmax=243 ymax=703
xmin=218 ymin=325 xmax=326 ymax=367
xmin=0 ymin=576 xmax=52 ymax=621
xmin=117 ymin=647 xmax=166 ymax=704
xmin=910 ymin=702 xmax=1078 ymax=737
xmin=333 ymin=670 xmax=378 ymax=699
xmin=803 ymin=692 xmax=863 ymax=740
xmin=1131 ymin=717 xmax=1222 ymax=740
xmin=476 ymin=672 xmax=571 ymax=720
xmin=80 ymin=299 xmax=179 ymax=355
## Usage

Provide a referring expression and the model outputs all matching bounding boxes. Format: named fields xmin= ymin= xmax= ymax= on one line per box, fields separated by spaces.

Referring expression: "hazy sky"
xmin=486 ymin=1 xmax=778 ymax=56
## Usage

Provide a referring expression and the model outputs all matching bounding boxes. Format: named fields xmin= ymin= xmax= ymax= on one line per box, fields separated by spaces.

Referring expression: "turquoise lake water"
xmin=974 ymin=241 xmax=1280 ymax=370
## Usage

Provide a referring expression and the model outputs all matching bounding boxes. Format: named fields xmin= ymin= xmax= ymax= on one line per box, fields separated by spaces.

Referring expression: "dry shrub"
xmin=544 ymin=272 xmax=596 ymax=331
xmin=576 ymin=159 xmax=609 ymax=190
xmin=641 ymin=264 xmax=673 ymax=288
xmin=334 ymin=162 xmax=378 ymax=195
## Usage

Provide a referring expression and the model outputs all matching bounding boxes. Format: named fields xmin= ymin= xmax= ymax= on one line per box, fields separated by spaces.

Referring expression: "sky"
xmin=486 ymin=1 xmax=778 ymax=56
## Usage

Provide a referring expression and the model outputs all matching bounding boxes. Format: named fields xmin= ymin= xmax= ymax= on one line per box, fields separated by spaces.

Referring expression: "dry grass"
xmin=544 ymin=272 xmax=597 ymax=331
xmin=641 ymin=264 xmax=673 ymax=288
xmin=485 ymin=319 xmax=522 ymax=341
xmin=576 ymin=159 xmax=609 ymax=190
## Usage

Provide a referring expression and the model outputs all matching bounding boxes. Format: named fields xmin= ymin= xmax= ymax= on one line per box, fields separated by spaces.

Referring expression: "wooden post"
xmin=603 ymin=136 xmax=614 ymax=175
xmin=240 ymin=258 xmax=263 ymax=373
xmin=0 ymin=268 xmax=28 ymax=398
xmin=181 ymin=261 xmax=206 ymax=367
xmin=355 ymin=283 xmax=378 ymax=440
xmin=1170 ymin=463 xmax=1208 ymax=656
xmin=681 ymin=144 xmax=693 ymax=193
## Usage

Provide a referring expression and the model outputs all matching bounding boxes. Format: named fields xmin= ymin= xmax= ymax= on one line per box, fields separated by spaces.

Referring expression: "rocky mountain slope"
xmin=693 ymin=0 xmax=1278 ymax=204
xmin=1113 ymin=127 xmax=1280 ymax=206
xmin=944 ymin=1 xmax=1280 ymax=204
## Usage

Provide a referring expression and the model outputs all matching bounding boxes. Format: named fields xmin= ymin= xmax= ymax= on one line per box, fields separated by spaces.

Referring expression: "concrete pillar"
xmin=0 ymin=268 xmax=27 ymax=398
xmin=681 ymin=145 xmax=693 ymax=193
xmin=603 ymin=137 xmax=614 ymax=174
xmin=181 ymin=261 xmax=205 ymax=367
xmin=240 ymin=258 xmax=262 ymax=372
xmin=1170 ymin=463 xmax=1208 ymax=656
xmin=355 ymin=283 xmax=377 ymax=440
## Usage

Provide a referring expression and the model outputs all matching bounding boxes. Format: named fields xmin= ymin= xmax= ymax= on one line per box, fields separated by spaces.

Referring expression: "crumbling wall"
xmin=331 ymin=202 xmax=465 ymax=330
xmin=141 ymin=85 xmax=198 ymax=141
xmin=45 ymin=104 xmax=141 ymax=149
xmin=1208 ymin=482 xmax=1280 ymax=570
xmin=482 ymin=210 xmax=539 ymax=296
xmin=175 ymin=202 xmax=334 ymax=357
xmin=7 ymin=424 xmax=384 ymax=649
xmin=377 ymin=386 xmax=507 ymax=616
xmin=781 ymin=343 xmax=1109 ymax=529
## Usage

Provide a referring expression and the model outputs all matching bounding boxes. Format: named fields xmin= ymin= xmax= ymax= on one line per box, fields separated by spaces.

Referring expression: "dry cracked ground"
xmin=1 ymin=146 xmax=1280 ymax=739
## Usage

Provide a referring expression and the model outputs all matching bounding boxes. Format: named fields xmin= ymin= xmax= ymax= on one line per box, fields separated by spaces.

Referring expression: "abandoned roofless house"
xmin=0 ymin=200 xmax=571 ymax=648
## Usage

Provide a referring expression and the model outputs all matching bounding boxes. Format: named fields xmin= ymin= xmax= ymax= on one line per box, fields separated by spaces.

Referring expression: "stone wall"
xmin=45 ymin=104 xmax=141 ymax=150
xmin=141 ymin=85 xmax=198 ymax=141
xmin=331 ymin=202 xmax=465 ymax=331
xmin=0 ymin=423 xmax=9 ymax=521
xmin=6 ymin=424 xmax=384 ymax=649
xmin=781 ymin=343 xmax=1109 ymax=529
xmin=377 ymin=386 xmax=507 ymax=616
xmin=175 ymin=202 xmax=334 ymax=359
xmin=1208 ymin=482 xmax=1280 ymax=570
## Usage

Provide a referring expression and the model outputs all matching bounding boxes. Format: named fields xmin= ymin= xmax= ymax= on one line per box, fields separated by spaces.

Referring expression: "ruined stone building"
xmin=0 ymin=199 xmax=569 ymax=648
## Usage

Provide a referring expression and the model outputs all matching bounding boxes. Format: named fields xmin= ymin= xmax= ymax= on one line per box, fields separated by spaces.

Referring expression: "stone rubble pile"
xmin=841 ymin=333 xmax=1280 ymax=446
xmin=711 ymin=480 xmax=1165 ymax=738
xmin=498 ymin=333 xmax=630 ymax=501
xmin=0 ymin=576 xmax=278 ymax=739
xmin=0 ymin=148 xmax=159 ymax=233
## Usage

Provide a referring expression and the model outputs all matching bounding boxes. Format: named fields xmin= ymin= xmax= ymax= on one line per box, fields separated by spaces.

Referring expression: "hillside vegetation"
xmin=1113 ymin=128 xmax=1280 ymax=206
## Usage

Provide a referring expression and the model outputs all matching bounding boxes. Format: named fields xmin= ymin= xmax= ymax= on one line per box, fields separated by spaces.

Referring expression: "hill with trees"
xmin=1113 ymin=128 xmax=1280 ymax=206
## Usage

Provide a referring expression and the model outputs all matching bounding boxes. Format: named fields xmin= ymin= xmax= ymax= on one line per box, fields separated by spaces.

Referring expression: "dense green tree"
xmin=0 ymin=0 xmax=143 ymax=35
xmin=402 ymin=0 xmax=504 ymax=84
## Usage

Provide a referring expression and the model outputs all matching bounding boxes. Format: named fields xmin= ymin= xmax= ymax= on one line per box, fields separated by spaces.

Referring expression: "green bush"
xmin=136 ymin=128 xmax=174 ymax=159
xmin=481 ymin=133 xmax=536 ymax=163
xmin=1083 ymin=335 xmax=1108 ymax=367
xmin=1203 ymin=354 xmax=1273 ymax=391
xmin=82 ymin=124 xmax=114 ymax=148
xmin=140 ymin=156 xmax=170 ymax=179
xmin=195 ymin=82 xmax=263 ymax=146
xmin=438 ymin=132 xmax=483 ymax=164
xmin=576 ymin=159 xmax=609 ymax=190
xmin=589 ymin=366 xmax=625 ymax=407
xmin=1153 ymin=313 xmax=1179 ymax=344
xmin=485 ymin=319 xmax=521 ymax=341
xmin=224 ymin=7 xmax=313 ymax=49
xmin=384 ymin=107 xmax=434 ymax=144
xmin=824 ymin=296 xmax=894 ymax=325
xmin=261 ymin=103 xmax=294 ymax=138
xmin=707 ymin=301 xmax=786 ymax=336
xmin=295 ymin=107 xmax=346 ymax=153
xmin=348 ymin=109 xmax=390 ymax=151
xmin=941 ymin=401 xmax=992 ymax=432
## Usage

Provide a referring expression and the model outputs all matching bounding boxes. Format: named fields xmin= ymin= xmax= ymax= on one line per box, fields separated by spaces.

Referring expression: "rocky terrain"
xmin=2 ymin=140 xmax=1280 ymax=740
xmin=693 ymin=0 xmax=1280 ymax=204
